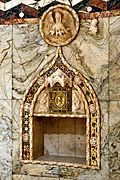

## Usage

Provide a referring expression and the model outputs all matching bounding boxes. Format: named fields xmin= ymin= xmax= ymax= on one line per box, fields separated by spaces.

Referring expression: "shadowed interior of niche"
xmin=33 ymin=116 xmax=86 ymax=164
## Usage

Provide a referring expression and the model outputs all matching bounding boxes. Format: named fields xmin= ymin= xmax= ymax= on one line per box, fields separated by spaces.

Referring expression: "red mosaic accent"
xmin=89 ymin=0 xmax=108 ymax=10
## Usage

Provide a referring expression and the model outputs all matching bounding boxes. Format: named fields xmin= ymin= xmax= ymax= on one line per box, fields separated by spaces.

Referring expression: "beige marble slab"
xmin=109 ymin=42 xmax=120 ymax=100
xmin=109 ymin=16 xmax=120 ymax=101
xmin=59 ymin=134 xmax=76 ymax=157
xmin=0 ymin=100 xmax=12 ymax=179
xmin=12 ymin=100 xmax=21 ymax=173
xmin=0 ymin=25 xmax=12 ymax=100
xmin=109 ymin=34 xmax=120 ymax=100
xmin=44 ymin=134 xmax=59 ymax=156
xmin=12 ymin=24 xmax=56 ymax=99
xmin=109 ymin=101 xmax=120 ymax=177
xmin=109 ymin=16 xmax=120 ymax=36
xmin=63 ymin=17 xmax=109 ymax=101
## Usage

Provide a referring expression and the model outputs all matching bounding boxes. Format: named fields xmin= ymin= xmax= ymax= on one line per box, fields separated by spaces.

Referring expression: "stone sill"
xmin=21 ymin=160 xmax=100 ymax=170
xmin=33 ymin=113 xmax=87 ymax=118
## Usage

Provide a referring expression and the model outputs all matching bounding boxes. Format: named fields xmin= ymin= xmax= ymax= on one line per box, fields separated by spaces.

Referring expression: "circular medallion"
xmin=89 ymin=104 xmax=96 ymax=114
xmin=90 ymin=137 xmax=97 ymax=145
xmin=74 ymin=75 xmax=83 ymax=85
xmin=54 ymin=92 xmax=66 ymax=108
xmin=39 ymin=4 xmax=79 ymax=47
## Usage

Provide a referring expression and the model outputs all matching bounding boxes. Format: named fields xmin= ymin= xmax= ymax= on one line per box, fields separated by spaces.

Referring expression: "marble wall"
xmin=0 ymin=15 xmax=120 ymax=180
xmin=109 ymin=16 xmax=120 ymax=180
xmin=0 ymin=25 xmax=12 ymax=180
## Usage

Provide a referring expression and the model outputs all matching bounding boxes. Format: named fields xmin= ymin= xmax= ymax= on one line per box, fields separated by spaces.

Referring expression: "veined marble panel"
xmin=13 ymin=24 xmax=56 ymax=99
xmin=109 ymin=174 xmax=120 ymax=180
xmin=109 ymin=17 xmax=120 ymax=100
xmin=109 ymin=35 xmax=120 ymax=100
xmin=109 ymin=16 xmax=120 ymax=36
xmin=12 ymin=18 xmax=109 ymax=101
xmin=63 ymin=17 xmax=109 ymax=101
xmin=0 ymin=100 xmax=12 ymax=180
xmin=0 ymin=25 xmax=12 ymax=100
xmin=59 ymin=134 xmax=76 ymax=157
xmin=109 ymin=101 xmax=120 ymax=179
xmin=12 ymin=100 xmax=21 ymax=174
xmin=44 ymin=134 xmax=59 ymax=156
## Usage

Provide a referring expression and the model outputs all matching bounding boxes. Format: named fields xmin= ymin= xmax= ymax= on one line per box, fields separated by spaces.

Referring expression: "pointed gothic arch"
xmin=20 ymin=48 xmax=100 ymax=168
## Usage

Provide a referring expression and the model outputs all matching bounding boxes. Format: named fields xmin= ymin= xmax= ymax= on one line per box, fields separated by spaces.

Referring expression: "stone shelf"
xmin=36 ymin=155 xmax=86 ymax=165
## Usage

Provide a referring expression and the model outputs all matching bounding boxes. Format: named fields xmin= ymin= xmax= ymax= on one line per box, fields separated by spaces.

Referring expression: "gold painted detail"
xmin=49 ymin=84 xmax=72 ymax=113
xmin=55 ymin=92 xmax=66 ymax=108
xmin=26 ymin=83 xmax=40 ymax=103
xmin=45 ymin=56 xmax=75 ymax=78
xmin=22 ymin=82 xmax=40 ymax=160
xmin=76 ymin=78 xmax=99 ymax=167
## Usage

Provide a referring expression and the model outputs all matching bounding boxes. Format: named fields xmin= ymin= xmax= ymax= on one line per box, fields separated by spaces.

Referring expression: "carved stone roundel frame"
xmin=39 ymin=4 xmax=79 ymax=46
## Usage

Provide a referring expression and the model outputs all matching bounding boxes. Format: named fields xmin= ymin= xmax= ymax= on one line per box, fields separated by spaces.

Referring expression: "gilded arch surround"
xmin=20 ymin=47 xmax=100 ymax=169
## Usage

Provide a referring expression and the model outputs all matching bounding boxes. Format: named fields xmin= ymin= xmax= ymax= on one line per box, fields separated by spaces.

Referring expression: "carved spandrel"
xmin=34 ymin=89 xmax=49 ymax=114
xmin=72 ymin=89 xmax=86 ymax=115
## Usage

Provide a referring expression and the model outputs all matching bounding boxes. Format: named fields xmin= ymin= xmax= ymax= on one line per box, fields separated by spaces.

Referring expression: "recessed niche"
xmin=21 ymin=51 xmax=100 ymax=167
xmin=33 ymin=116 xmax=86 ymax=164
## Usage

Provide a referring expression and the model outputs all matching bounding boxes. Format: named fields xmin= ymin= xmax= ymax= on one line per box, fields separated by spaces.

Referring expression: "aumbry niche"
xmin=20 ymin=4 xmax=100 ymax=169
